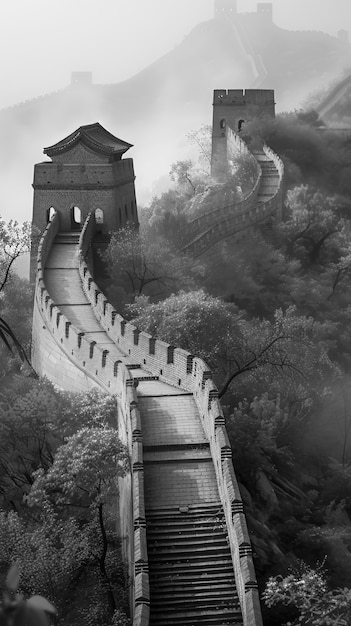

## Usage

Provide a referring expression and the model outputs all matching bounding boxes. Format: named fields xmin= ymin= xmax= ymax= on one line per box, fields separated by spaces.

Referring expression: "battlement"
xmin=257 ymin=3 xmax=273 ymax=20
xmin=213 ymin=89 xmax=275 ymax=106
xmin=71 ymin=71 xmax=93 ymax=85
xmin=214 ymin=0 xmax=237 ymax=16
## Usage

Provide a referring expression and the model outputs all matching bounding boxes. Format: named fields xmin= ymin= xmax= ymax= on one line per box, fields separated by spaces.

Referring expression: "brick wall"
xmin=78 ymin=213 xmax=263 ymax=626
xmin=32 ymin=207 xmax=264 ymax=626
xmin=183 ymin=127 xmax=261 ymax=244
xmin=31 ymin=212 xmax=150 ymax=624
xmin=184 ymin=135 xmax=284 ymax=258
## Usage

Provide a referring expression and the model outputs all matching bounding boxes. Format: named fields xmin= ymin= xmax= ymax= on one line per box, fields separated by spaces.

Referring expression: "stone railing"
xmin=182 ymin=139 xmax=284 ymax=257
xmin=183 ymin=127 xmax=262 ymax=243
xmin=34 ymin=212 xmax=150 ymax=626
xmin=78 ymin=212 xmax=263 ymax=626
xmin=263 ymin=142 xmax=284 ymax=221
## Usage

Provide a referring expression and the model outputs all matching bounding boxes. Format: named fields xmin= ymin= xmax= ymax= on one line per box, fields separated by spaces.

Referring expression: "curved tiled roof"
xmin=44 ymin=122 xmax=133 ymax=157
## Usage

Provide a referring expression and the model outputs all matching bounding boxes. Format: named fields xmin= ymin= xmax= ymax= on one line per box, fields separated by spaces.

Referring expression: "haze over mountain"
xmin=1 ymin=4 xmax=350 ymax=227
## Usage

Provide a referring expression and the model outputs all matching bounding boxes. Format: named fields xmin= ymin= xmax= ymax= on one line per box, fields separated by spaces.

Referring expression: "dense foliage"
xmin=2 ymin=110 xmax=351 ymax=624
xmin=0 ymin=381 xmax=131 ymax=625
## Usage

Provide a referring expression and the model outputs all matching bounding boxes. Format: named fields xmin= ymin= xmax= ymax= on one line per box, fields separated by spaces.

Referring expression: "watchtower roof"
xmin=44 ymin=123 xmax=133 ymax=157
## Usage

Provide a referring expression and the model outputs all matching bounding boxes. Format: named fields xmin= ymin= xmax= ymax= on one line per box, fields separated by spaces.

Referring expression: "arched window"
xmin=71 ymin=206 xmax=81 ymax=230
xmin=46 ymin=206 xmax=56 ymax=223
xmin=95 ymin=208 xmax=103 ymax=224
xmin=238 ymin=119 xmax=245 ymax=132
xmin=220 ymin=119 xmax=226 ymax=129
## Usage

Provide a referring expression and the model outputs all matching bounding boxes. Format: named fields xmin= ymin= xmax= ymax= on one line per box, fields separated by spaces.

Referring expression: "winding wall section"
xmin=316 ymin=72 xmax=351 ymax=120
xmin=183 ymin=128 xmax=284 ymax=258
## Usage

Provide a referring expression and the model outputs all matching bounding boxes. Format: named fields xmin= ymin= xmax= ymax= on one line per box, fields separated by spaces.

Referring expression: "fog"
xmin=0 ymin=0 xmax=349 ymax=109
xmin=0 ymin=0 xmax=350 ymax=228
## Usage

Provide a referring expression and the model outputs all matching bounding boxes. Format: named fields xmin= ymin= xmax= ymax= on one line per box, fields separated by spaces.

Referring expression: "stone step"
xmin=55 ymin=234 xmax=81 ymax=243
xmin=147 ymin=516 xmax=225 ymax=529
xmin=148 ymin=553 xmax=231 ymax=567
xmin=148 ymin=558 xmax=234 ymax=573
xmin=151 ymin=586 xmax=238 ymax=600
xmin=147 ymin=527 xmax=226 ymax=539
xmin=149 ymin=606 xmax=243 ymax=625
xmin=150 ymin=578 xmax=235 ymax=591
xmin=146 ymin=505 xmax=223 ymax=519
xmin=150 ymin=569 xmax=235 ymax=584
xmin=151 ymin=594 xmax=240 ymax=608
xmin=148 ymin=536 xmax=228 ymax=551
xmin=147 ymin=505 xmax=222 ymax=516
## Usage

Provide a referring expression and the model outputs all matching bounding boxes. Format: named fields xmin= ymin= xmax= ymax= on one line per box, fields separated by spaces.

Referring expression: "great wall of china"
xmin=30 ymin=89 xmax=283 ymax=626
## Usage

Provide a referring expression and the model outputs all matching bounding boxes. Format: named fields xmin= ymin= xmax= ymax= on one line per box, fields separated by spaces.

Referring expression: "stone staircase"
xmin=146 ymin=505 xmax=243 ymax=625
xmin=182 ymin=146 xmax=282 ymax=258
xmin=42 ymin=234 xmax=244 ymax=624
xmin=252 ymin=150 xmax=281 ymax=204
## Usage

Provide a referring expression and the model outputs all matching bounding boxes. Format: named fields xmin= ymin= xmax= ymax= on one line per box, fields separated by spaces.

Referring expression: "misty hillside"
xmin=1 ymin=12 xmax=350 ymax=224
xmin=240 ymin=13 xmax=351 ymax=108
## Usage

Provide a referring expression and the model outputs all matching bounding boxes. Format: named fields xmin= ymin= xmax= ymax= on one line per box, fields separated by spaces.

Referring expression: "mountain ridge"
xmin=0 ymin=13 xmax=350 ymax=223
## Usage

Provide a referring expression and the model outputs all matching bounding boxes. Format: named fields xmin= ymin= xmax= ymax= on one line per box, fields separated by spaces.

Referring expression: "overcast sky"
xmin=0 ymin=0 xmax=350 ymax=109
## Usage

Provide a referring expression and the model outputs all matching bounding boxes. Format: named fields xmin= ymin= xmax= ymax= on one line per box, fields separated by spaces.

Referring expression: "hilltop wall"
xmin=78 ymin=212 xmax=263 ymax=626
xmin=184 ymin=138 xmax=283 ymax=258
xmin=32 ymin=209 xmax=263 ymax=624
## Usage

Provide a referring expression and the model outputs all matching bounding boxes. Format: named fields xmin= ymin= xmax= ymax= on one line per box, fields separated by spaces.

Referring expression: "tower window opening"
xmin=220 ymin=119 xmax=226 ymax=129
xmin=46 ymin=207 xmax=56 ymax=223
xmin=95 ymin=208 xmax=104 ymax=224
xmin=71 ymin=206 xmax=82 ymax=230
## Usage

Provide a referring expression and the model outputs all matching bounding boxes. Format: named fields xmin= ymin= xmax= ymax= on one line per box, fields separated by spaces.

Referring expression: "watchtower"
xmin=70 ymin=71 xmax=93 ymax=86
xmin=211 ymin=89 xmax=275 ymax=177
xmin=32 ymin=122 xmax=138 ymax=235
xmin=214 ymin=0 xmax=237 ymax=17
xmin=257 ymin=3 xmax=273 ymax=22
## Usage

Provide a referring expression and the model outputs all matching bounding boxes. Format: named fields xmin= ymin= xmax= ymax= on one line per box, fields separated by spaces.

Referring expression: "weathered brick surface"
xmin=138 ymin=395 xmax=207 ymax=446
xmin=144 ymin=460 xmax=219 ymax=507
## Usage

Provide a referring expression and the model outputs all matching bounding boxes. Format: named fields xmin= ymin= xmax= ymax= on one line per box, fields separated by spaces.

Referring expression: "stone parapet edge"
xmin=182 ymin=127 xmax=262 ymax=244
xmin=182 ymin=137 xmax=284 ymax=257
xmin=34 ymin=212 xmax=150 ymax=624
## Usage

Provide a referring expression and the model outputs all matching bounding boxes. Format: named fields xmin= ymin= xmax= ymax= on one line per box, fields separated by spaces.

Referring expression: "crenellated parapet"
xmin=77 ymin=213 xmax=263 ymax=626
xmin=32 ymin=211 xmax=150 ymax=624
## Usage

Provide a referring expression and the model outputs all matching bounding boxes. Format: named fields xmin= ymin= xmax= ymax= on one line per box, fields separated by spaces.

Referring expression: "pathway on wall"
xmin=183 ymin=146 xmax=282 ymax=258
xmin=44 ymin=232 xmax=243 ymax=626
xmin=316 ymin=72 xmax=351 ymax=120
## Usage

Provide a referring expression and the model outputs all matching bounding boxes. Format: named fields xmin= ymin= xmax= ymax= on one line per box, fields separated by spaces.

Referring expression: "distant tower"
xmin=257 ymin=3 xmax=273 ymax=22
xmin=211 ymin=89 xmax=276 ymax=178
xmin=338 ymin=29 xmax=349 ymax=44
xmin=214 ymin=0 xmax=237 ymax=18
xmin=70 ymin=71 xmax=93 ymax=86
